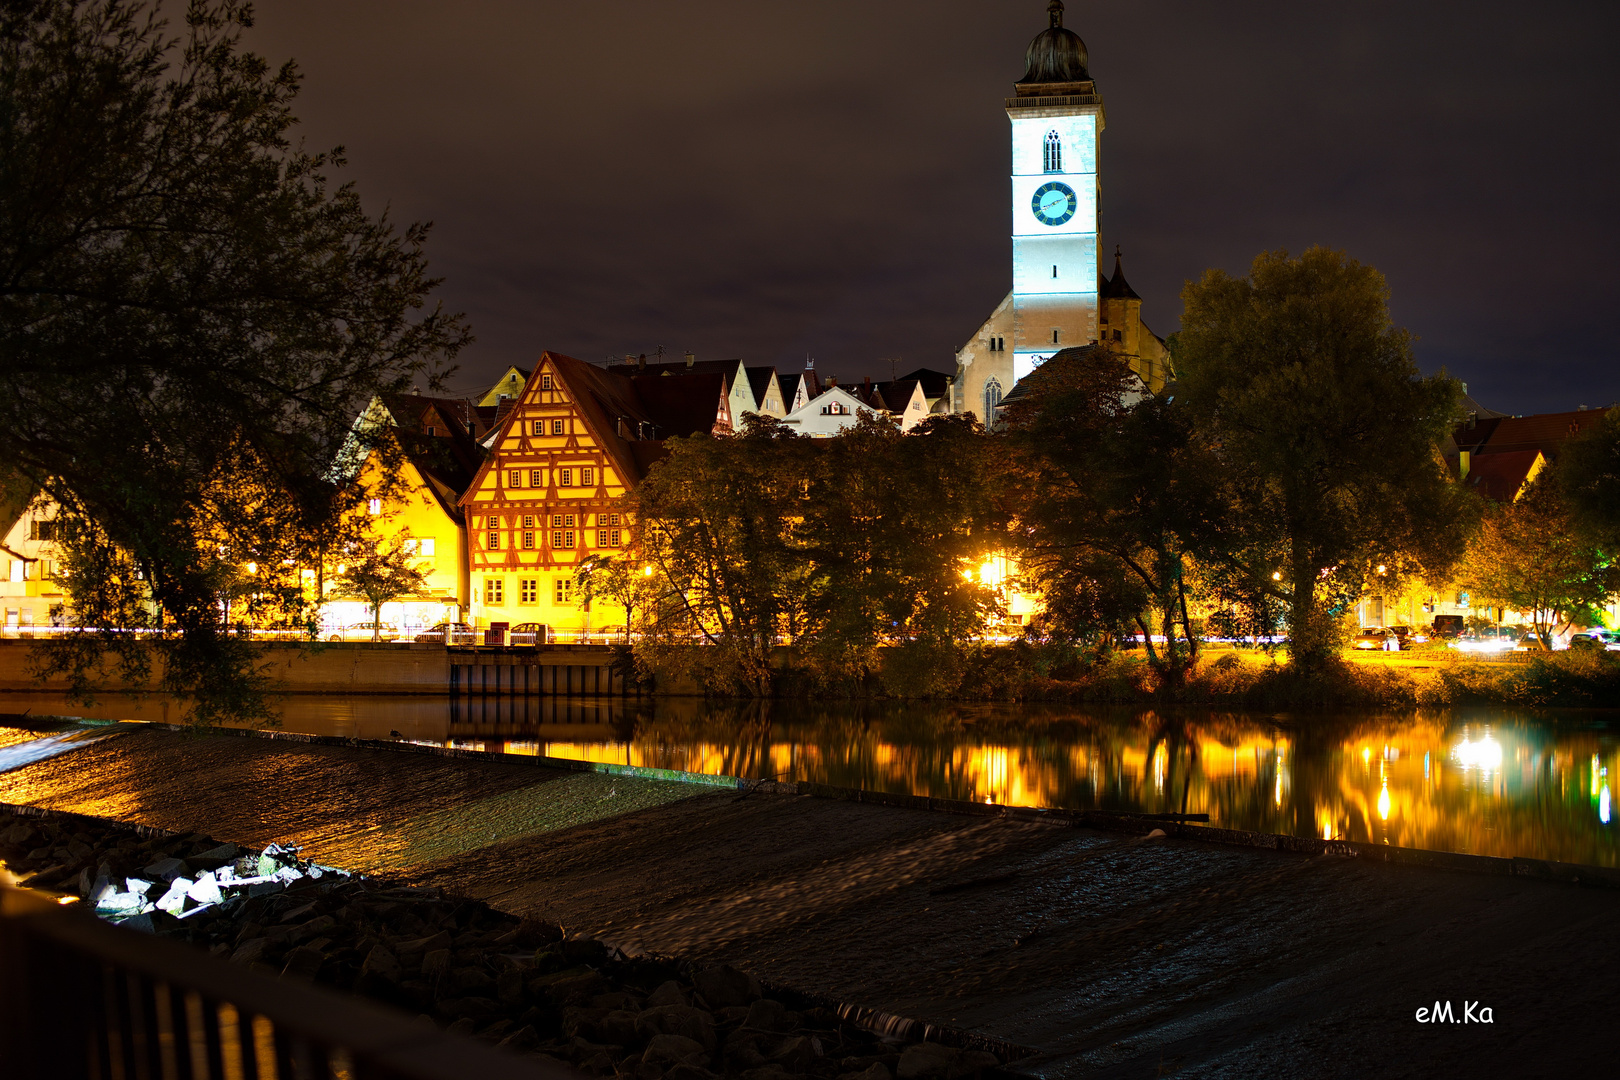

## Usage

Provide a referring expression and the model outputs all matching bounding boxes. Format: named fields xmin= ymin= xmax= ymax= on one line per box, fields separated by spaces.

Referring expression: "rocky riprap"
xmin=0 ymin=811 xmax=1006 ymax=1080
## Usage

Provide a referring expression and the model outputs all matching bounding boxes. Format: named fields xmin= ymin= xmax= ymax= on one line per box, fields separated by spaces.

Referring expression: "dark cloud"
xmin=244 ymin=1 xmax=1620 ymax=413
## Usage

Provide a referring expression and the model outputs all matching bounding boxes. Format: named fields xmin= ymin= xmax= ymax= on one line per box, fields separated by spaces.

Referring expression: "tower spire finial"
xmin=1048 ymin=1 xmax=1063 ymax=29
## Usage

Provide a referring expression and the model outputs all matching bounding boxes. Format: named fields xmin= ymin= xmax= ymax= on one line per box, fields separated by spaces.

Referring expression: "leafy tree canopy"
xmin=0 ymin=1 xmax=468 ymax=721
xmin=1173 ymin=246 xmax=1473 ymax=665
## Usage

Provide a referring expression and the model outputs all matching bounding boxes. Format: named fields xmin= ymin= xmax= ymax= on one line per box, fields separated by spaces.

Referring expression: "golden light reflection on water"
xmin=2 ymin=694 xmax=1617 ymax=867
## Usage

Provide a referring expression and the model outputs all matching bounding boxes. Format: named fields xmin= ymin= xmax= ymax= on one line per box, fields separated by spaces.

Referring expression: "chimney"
xmin=684 ymin=351 xmax=696 ymax=369
xmin=827 ymin=375 xmax=837 ymax=387
xmin=638 ymin=353 xmax=647 ymax=371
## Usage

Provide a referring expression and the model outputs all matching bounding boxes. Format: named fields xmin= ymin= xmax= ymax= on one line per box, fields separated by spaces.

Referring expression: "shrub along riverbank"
xmin=643 ymin=645 xmax=1620 ymax=710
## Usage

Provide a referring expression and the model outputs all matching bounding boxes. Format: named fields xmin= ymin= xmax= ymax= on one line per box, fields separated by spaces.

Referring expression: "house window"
xmin=418 ymin=538 xmax=435 ymax=557
xmin=487 ymin=530 xmax=501 ymax=551
xmin=522 ymin=531 xmax=535 ymax=549
xmin=29 ymin=520 xmax=56 ymax=541
xmin=1043 ymin=130 xmax=1061 ymax=172
xmin=1052 ymin=329 xmax=1060 ymax=344
xmin=541 ymin=374 xmax=553 ymax=389
xmin=559 ymin=468 xmax=572 ymax=486
xmin=983 ymin=377 xmax=1003 ymax=420
xmin=519 ymin=578 xmax=538 ymax=604
xmin=367 ymin=498 xmax=382 ymax=515
xmin=532 ymin=421 xmax=544 ymax=436
xmin=554 ymin=576 xmax=574 ymax=604
xmin=552 ymin=419 xmax=565 ymax=435
xmin=522 ymin=515 xmax=535 ymax=528
xmin=508 ymin=470 xmax=522 ymax=488
xmin=485 ymin=577 xmax=504 ymax=605
xmin=581 ymin=467 xmax=594 ymax=486
xmin=530 ymin=469 xmax=542 ymax=487
xmin=609 ymin=513 xmax=621 ymax=526
xmin=598 ymin=529 xmax=621 ymax=548
xmin=553 ymin=530 xmax=576 ymax=549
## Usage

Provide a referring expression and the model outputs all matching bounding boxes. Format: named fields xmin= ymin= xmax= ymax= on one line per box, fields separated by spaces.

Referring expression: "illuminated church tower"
xmin=956 ymin=2 xmax=1170 ymax=421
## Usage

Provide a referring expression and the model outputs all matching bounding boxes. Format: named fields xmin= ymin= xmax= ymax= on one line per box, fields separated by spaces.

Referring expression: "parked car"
xmin=1389 ymin=626 xmax=1429 ymax=648
xmin=414 ymin=621 xmax=474 ymax=645
xmin=327 ymin=622 xmax=399 ymax=643
xmin=1353 ymin=628 xmax=1397 ymax=651
xmin=1449 ymin=627 xmax=1517 ymax=654
xmin=508 ymin=622 xmax=548 ymax=647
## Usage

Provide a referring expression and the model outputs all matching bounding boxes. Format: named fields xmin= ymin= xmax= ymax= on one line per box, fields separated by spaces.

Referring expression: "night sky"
xmin=245 ymin=1 xmax=1620 ymax=415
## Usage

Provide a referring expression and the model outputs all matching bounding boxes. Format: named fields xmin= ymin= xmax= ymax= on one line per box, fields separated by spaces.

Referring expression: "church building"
xmin=954 ymin=1 xmax=1171 ymax=422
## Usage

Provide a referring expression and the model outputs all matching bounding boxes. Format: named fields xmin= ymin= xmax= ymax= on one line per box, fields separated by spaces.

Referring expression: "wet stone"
xmin=692 ymin=965 xmax=762 ymax=1010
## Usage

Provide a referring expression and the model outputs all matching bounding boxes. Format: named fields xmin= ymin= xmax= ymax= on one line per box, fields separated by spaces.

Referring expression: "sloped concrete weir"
xmin=0 ymin=724 xmax=1615 ymax=1077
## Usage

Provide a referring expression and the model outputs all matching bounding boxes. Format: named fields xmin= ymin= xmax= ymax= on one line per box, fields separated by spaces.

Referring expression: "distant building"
xmin=460 ymin=351 xmax=722 ymax=637
xmin=0 ymin=497 xmax=64 ymax=633
xmin=954 ymin=2 xmax=1170 ymax=422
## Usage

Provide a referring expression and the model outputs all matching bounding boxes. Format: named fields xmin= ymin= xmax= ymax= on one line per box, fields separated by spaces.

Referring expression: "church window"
xmin=1043 ymin=130 xmax=1062 ymax=172
xmin=1052 ymin=329 xmax=1061 ymax=344
xmin=983 ymin=378 xmax=1003 ymax=420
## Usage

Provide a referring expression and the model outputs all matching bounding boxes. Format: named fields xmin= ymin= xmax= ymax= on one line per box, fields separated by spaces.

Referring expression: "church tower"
xmin=955 ymin=1 xmax=1104 ymax=420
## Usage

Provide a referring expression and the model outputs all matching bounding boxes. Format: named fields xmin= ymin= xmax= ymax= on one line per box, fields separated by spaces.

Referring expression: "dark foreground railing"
xmin=0 ymin=884 xmax=580 ymax=1080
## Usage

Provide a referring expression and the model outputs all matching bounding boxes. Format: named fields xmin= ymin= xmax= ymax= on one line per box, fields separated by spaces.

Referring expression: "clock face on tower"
xmin=1031 ymin=181 xmax=1078 ymax=226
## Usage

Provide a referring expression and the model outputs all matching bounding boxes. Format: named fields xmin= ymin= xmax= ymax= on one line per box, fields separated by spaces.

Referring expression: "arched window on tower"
xmin=1043 ymin=130 xmax=1062 ymax=172
xmin=983 ymin=377 xmax=1003 ymax=422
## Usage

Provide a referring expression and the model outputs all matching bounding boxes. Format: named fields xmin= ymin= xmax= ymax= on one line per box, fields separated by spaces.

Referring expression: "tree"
xmin=632 ymin=415 xmax=808 ymax=695
xmin=1174 ymin=247 xmax=1473 ymax=668
xmin=576 ymin=552 xmax=658 ymax=643
xmin=0 ymin=1 xmax=468 ymax=722
xmin=329 ymin=537 xmax=429 ymax=642
xmin=1557 ymin=407 xmax=1620 ymax=548
xmin=1460 ymin=477 xmax=1616 ymax=648
xmin=1002 ymin=346 xmax=1221 ymax=689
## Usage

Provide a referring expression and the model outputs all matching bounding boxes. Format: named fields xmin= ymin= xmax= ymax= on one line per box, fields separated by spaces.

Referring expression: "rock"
xmin=559 ymin=937 xmax=607 ymax=964
xmin=692 ymin=965 xmax=761 ymax=1009
xmin=397 ymin=930 xmax=453 ymax=955
xmin=446 ymin=1018 xmax=477 ymax=1037
xmin=638 ymin=1005 xmax=716 ymax=1051
xmin=740 ymin=1067 xmax=794 ymax=1080
xmin=362 ymin=945 xmax=402 ymax=982
xmin=896 ymin=1043 xmax=956 ymax=1080
xmin=643 ymin=1033 xmax=709 ymax=1069
xmin=563 ymin=1007 xmax=610 ymax=1041
xmin=123 ymin=877 xmax=156 ymax=898
xmin=190 ymin=843 xmax=239 ymax=868
xmin=767 ymin=1036 xmax=815 ymax=1069
xmin=96 ymin=890 xmax=147 ymax=917
xmin=117 ymin=911 xmax=155 ymax=934
xmin=231 ymin=937 xmax=271 ymax=965
xmin=744 ymin=999 xmax=799 ymax=1033
xmin=645 ymin=980 xmax=687 ymax=1008
xmin=442 ymin=996 xmax=502 ymax=1021
xmin=594 ymin=1010 xmax=642 ymax=1047
xmin=1 ymin=823 xmax=36 ymax=845
xmin=496 ymin=969 xmax=524 ymax=1003
xmin=839 ymin=1065 xmax=893 ymax=1080
xmin=142 ymin=857 xmax=188 ymax=881
xmin=281 ymin=946 xmax=325 ymax=980
xmin=952 ymin=1051 xmax=1000 ymax=1078
xmin=478 ymin=1019 xmax=515 ymax=1041
xmin=155 ymin=878 xmax=192 ymax=916
xmin=497 ymin=1024 xmax=540 ymax=1050
xmin=665 ymin=1065 xmax=716 ymax=1080
xmin=449 ymin=967 xmax=494 ymax=993
xmin=578 ymin=1051 xmax=617 ymax=1076
xmin=724 ymin=1031 xmax=769 ymax=1070
xmin=421 ymin=949 xmax=452 ymax=977
xmin=291 ymin=916 xmax=336 ymax=944
xmin=187 ymin=873 xmax=223 ymax=907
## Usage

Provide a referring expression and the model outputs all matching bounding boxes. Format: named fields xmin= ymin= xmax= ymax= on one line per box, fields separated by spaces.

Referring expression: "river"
xmin=3 ymin=690 xmax=1615 ymax=867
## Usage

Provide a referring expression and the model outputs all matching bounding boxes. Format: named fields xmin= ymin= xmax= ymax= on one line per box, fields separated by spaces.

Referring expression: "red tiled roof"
xmin=1468 ymin=406 xmax=1615 ymax=457
xmin=1463 ymin=449 xmax=1542 ymax=503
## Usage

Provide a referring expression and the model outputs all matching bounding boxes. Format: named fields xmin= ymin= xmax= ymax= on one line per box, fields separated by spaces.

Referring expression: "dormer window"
xmin=1043 ymin=130 xmax=1062 ymax=172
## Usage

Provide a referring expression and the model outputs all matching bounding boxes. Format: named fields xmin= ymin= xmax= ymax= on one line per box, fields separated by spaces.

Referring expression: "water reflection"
xmin=2 ymin=691 xmax=1616 ymax=866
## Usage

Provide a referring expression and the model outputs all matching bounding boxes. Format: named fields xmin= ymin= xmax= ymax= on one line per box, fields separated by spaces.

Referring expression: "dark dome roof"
xmin=1020 ymin=1 xmax=1089 ymax=84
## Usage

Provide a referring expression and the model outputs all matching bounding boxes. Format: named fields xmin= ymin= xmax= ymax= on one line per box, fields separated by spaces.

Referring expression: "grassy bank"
xmin=646 ymin=644 xmax=1620 ymax=710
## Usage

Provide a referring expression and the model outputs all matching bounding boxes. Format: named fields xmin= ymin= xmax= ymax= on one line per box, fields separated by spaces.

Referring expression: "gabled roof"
xmin=476 ymin=365 xmax=532 ymax=407
xmin=1463 ymin=449 xmax=1544 ymax=503
xmin=1469 ymin=406 xmax=1615 ymax=458
xmin=1099 ymin=249 xmax=1141 ymax=301
xmin=628 ymin=372 xmax=731 ymax=438
xmin=605 ymin=358 xmax=745 ymax=394
xmin=897 ymin=367 xmax=953 ymax=400
xmin=873 ymin=379 xmax=922 ymax=414
xmin=744 ymin=366 xmax=778 ymax=410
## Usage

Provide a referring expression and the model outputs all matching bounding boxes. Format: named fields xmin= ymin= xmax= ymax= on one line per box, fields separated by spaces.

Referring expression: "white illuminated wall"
xmin=1009 ymin=110 xmax=1099 ymax=382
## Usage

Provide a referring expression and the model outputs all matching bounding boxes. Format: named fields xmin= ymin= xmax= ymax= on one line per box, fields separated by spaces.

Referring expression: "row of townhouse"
xmin=1357 ymin=396 xmax=1620 ymax=634
xmin=1 ymin=352 xmax=954 ymax=639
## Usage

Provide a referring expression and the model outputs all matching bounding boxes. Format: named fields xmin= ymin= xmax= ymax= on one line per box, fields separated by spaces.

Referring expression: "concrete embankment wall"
xmin=0 ymin=640 xmax=628 ymax=696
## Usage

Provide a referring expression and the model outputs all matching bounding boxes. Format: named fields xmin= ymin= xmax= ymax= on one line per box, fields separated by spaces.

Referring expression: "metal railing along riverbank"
xmin=0 ymin=884 xmax=577 ymax=1080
